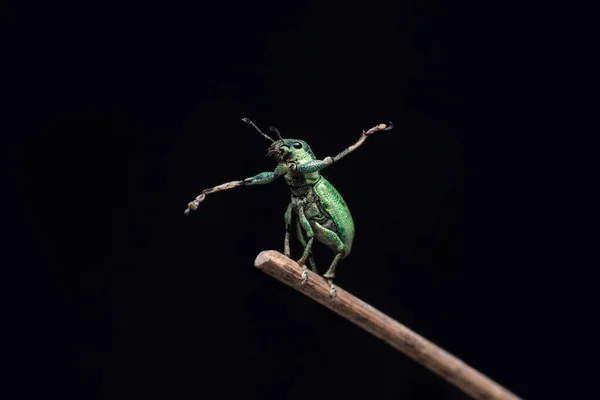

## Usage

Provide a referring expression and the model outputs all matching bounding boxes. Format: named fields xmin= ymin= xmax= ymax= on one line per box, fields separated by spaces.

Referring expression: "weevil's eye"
xmin=293 ymin=142 xmax=302 ymax=149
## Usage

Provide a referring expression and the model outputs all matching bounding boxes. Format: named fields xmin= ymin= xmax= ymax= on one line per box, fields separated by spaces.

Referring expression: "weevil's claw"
xmin=384 ymin=121 xmax=394 ymax=131
xmin=328 ymin=279 xmax=337 ymax=300
xmin=301 ymin=266 xmax=309 ymax=285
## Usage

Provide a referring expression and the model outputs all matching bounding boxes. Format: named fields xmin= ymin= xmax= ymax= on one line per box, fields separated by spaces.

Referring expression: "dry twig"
xmin=254 ymin=250 xmax=521 ymax=400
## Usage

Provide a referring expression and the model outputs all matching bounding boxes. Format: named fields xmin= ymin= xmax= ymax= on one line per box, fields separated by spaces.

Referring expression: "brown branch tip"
xmin=254 ymin=250 xmax=521 ymax=400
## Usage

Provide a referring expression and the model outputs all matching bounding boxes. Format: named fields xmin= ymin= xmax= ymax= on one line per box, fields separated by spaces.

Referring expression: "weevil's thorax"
xmin=268 ymin=138 xmax=321 ymax=196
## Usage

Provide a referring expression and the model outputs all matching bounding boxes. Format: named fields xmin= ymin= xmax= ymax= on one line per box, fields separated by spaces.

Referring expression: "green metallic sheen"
xmin=313 ymin=176 xmax=354 ymax=255
xmin=186 ymin=120 xmax=394 ymax=287
xmin=255 ymin=137 xmax=355 ymax=279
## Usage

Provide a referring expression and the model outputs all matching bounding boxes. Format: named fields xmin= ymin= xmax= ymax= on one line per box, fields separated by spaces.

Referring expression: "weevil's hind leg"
xmin=324 ymin=254 xmax=343 ymax=301
xmin=296 ymin=207 xmax=314 ymax=284
xmin=323 ymin=253 xmax=343 ymax=280
xmin=295 ymin=219 xmax=317 ymax=273
xmin=312 ymin=221 xmax=347 ymax=300
xmin=284 ymin=203 xmax=293 ymax=257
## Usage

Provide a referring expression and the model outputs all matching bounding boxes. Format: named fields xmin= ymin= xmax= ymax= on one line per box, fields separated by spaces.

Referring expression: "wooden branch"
xmin=254 ymin=250 xmax=521 ymax=400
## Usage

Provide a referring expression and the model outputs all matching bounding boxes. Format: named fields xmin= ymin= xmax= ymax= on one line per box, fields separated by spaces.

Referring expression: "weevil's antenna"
xmin=242 ymin=118 xmax=275 ymax=142
xmin=269 ymin=126 xmax=284 ymax=141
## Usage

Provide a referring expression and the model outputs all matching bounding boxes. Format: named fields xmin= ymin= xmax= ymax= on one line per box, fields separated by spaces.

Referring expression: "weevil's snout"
xmin=267 ymin=143 xmax=291 ymax=160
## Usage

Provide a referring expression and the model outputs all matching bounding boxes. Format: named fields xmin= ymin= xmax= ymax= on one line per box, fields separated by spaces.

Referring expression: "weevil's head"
xmin=266 ymin=139 xmax=316 ymax=162
xmin=241 ymin=118 xmax=316 ymax=163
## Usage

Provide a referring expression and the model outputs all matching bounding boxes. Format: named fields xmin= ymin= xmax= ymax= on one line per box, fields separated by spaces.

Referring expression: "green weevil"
xmin=185 ymin=118 xmax=394 ymax=299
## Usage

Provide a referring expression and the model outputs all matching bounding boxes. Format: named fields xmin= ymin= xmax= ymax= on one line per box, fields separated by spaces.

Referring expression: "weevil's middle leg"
xmin=295 ymin=219 xmax=317 ymax=273
xmin=296 ymin=206 xmax=314 ymax=265
xmin=296 ymin=206 xmax=314 ymax=284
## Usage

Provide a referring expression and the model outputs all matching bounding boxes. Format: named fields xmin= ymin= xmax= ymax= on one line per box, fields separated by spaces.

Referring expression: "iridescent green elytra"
xmin=185 ymin=118 xmax=394 ymax=297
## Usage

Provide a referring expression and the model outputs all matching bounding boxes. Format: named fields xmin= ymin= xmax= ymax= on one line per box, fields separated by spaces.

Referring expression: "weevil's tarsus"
xmin=242 ymin=117 xmax=275 ymax=142
xmin=183 ymin=179 xmax=245 ymax=214
xmin=328 ymin=279 xmax=337 ymax=300
xmin=301 ymin=267 xmax=309 ymax=285
xmin=184 ymin=193 xmax=206 ymax=215
xmin=365 ymin=121 xmax=394 ymax=135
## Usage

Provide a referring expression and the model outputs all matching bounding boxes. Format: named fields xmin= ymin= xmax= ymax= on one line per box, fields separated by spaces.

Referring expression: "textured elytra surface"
xmin=313 ymin=176 xmax=354 ymax=255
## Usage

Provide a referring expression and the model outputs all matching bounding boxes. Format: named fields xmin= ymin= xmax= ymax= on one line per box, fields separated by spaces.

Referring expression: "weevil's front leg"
xmin=332 ymin=122 xmax=394 ymax=163
xmin=296 ymin=206 xmax=314 ymax=284
xmin=185 ymin=180 xmax=243 ymax=215
xmin=242 ymin=166 xmax=285 ymax=186
xmin=185 ymin=164 xmax=287 ymax=214
xmin=284 ymin=203 xmax=293 ymax=257
xmin=290 ymin=122 xmax=394 ymax=176
xmin=293 ymin=157 xmax=335 ymax=174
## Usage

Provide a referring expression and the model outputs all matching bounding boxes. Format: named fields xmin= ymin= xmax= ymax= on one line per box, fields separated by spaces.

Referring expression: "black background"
xmin=5 ymin=1 xmax=588 ymax=400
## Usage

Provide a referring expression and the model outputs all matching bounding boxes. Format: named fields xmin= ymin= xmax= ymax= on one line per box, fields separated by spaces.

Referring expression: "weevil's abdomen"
xmin=313 ymin=176 xmax=355 ymax=256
